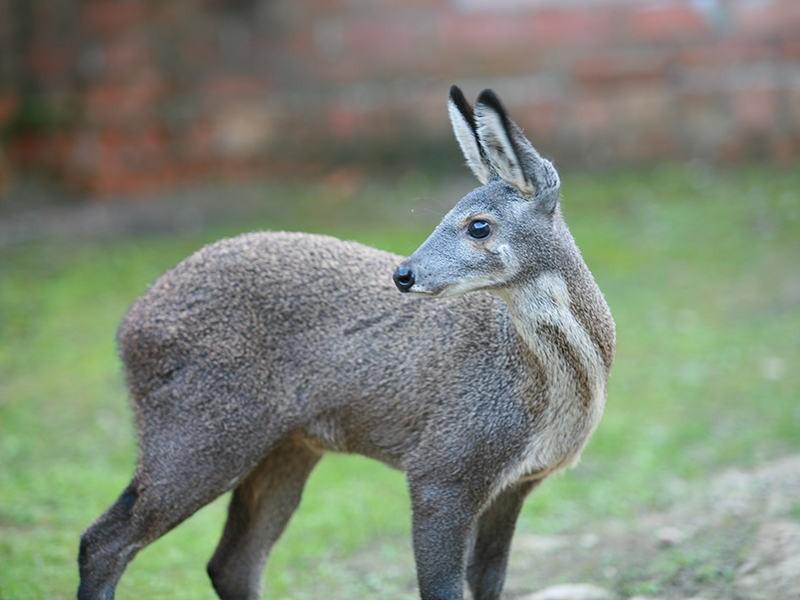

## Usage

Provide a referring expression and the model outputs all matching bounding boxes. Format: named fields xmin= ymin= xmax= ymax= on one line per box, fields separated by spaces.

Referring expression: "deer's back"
xmin=118 ymin=233 xmax=506 ymax=443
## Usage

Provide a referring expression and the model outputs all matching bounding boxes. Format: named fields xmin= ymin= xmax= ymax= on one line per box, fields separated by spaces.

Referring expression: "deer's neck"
xmin=490 ymin=270 xmax=609 ymax=483
xmin=499 ymin=268 xmax=609 ymax=413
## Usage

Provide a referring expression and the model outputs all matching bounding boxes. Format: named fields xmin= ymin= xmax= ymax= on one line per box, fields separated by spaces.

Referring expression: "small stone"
xmin=655 ymin=525 xmax=686 ymax=547
xmin=579 ymin=532 xmax=599 ymax=548
xmin=521 ymin=583 xmax=613 ymax=600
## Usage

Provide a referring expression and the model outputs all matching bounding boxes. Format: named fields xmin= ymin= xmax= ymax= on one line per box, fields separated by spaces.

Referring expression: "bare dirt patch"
xmin=331 ymin=455 xmax=800 ymax=600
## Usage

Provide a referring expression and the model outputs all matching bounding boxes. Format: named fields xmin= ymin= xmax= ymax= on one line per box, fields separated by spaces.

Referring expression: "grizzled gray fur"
xmin=78 ymin=87 xmax=615 ymax=600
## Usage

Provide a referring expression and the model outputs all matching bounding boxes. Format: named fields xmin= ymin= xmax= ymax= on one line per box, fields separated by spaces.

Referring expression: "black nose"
xmin=393 ymin=265 xmax=415 ymax=292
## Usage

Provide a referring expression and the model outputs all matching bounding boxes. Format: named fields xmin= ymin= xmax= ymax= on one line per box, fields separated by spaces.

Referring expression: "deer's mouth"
xmin=407 ymin=282 xmax=474 ymax=299
xmin=404 ymin=285 xmax=442 ymax=297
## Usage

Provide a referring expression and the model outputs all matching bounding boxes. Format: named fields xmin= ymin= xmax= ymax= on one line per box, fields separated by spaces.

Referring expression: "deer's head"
xmin=394 ymin=87 xmax=563 ymax=298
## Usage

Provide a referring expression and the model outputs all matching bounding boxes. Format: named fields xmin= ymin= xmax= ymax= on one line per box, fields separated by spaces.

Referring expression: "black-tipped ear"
xmin=475 ymin=89 xmax=507 ymax=126
xmin=448 ymin=85 xmax=491 ymax=184
xmin=450 ymin=85 xmax=477 ymax=132
xmin=475 ymin=89 xmax=534 ymax=195
xmin=474 ymin=88 xmax=560 ymax=207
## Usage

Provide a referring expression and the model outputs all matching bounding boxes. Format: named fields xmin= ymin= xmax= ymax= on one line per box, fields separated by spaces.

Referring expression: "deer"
xmin=78 ymin=86 xmax=615 ymax=600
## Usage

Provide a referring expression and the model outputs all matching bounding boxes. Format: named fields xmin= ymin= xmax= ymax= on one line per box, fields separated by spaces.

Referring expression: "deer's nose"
xmin=393 ymin=265 xmax=415 ymax=292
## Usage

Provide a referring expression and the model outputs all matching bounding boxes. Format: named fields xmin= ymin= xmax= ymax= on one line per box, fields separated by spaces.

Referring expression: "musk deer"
xmin=78 ymin=86 xmax=615 ymax=600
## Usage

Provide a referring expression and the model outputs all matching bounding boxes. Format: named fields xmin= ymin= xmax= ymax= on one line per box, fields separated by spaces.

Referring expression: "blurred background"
xmin=1 ymin=0 xmax=800 ymax=195
xmin=1 ymin=1 xmax=799 ymax=599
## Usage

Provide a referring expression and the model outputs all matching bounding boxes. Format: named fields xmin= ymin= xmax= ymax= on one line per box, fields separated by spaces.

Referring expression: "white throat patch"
xmin=495 ymin=272 xmax=607 ymax=494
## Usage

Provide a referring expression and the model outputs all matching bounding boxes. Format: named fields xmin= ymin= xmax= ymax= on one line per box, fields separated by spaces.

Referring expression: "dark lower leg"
xmin=207 ymin=440 xmax=320 ymax=600
xmin=466 ymin=480 xmax=538 ymax=600
xmin=409 ymin=480 xmax=484 ymax=600
xmin=77 ymin=447 xmax=260 ymax=600
xmin=78 ymin=482 xmax=144 ymax=600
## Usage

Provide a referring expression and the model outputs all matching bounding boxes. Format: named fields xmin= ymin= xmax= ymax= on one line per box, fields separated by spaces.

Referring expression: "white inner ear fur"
xmin=475 ymin=104 xmax=535 ymax=196
xmin=448 ymin=100 xmax=491 ymax=185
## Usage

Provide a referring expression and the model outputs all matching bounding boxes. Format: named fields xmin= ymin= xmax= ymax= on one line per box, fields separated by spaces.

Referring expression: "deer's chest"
xmin=497 ymin=378 xmax=606 ymax=496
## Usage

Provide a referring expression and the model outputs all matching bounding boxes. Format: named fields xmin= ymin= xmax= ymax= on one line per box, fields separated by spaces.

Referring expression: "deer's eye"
xmin=467 ymin=219 xmax=491 ymax=239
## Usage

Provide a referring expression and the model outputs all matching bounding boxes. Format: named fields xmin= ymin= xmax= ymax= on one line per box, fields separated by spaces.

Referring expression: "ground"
xmin=1 ymin=164 xmax=799 ymax=599
xmin=325 ymin=454 xmax=800 ymax=599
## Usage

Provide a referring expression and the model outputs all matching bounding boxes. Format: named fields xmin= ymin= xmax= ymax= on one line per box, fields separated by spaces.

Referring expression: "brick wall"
xmin=1 ymin=0 xmax=799 ymax=195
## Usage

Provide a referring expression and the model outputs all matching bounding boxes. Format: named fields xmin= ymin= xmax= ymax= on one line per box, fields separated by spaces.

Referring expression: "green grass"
xmin=1 ymin=164 xmax=799 ymax=599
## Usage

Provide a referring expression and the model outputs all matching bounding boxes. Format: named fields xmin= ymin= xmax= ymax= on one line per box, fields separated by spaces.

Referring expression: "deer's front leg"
xmin=466 ymin=479 xmax=539 ymax=600
xmin=408 ymin=478 xmax=483 ymax=600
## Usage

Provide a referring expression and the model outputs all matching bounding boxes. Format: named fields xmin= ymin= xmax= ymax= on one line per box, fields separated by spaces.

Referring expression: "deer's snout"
xmin=392 ymin=264 xmax=415 ymax=292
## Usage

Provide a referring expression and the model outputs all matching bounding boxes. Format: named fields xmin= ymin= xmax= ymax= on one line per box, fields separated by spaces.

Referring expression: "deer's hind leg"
xmin=77 ymin=454 xmax=247 ymax=600
xmin=78 ymin=377 xmax=287 ymax=600
xmin=207 ymin=437 xmax=321 ymax=600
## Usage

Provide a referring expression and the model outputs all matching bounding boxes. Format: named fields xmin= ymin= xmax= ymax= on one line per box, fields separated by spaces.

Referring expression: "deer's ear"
xmin=474 ymin=89 xmax=535 ymax=195
xmin=474 ymin=89 xmax=560 ymax=210
xmin=448 ymin=85 xmax=491 ymax=184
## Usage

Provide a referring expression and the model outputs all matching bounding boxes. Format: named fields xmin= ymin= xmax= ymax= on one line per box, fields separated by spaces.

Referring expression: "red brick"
xmin=676 ymin=40 xmax=777 ymax=67
xmin=770 ymin=135 xmax=796 ymax=163
xmin=8 ymin=132 xmax=51 ymax=167
xmin=718 ymin=138 xmax=747 ymax=164
xmin=186 ymin=120 xmax=214 ymax=159
xmin=203 ymin=76 xmax=266 ymax=103
xmin=83 ymin=0 xmax=148 ymax=34
xmin=0 ymin=152 xmax=12 ymax=193
xmin=326 ymin=105 xmax=367 ymax=140
xmin=628 ymin=3 xmax=709 ymax=42
xmin=439 ymin=7 xmax=615 ymax=51
xmin=102 ymin=35 xmax=152 ymax=72
xmin=675 ymin=92 xmax=732 ymax=154
xmin=84 ymin=72 xmax=163 ymax=122
xmin=44 ymin=131 xmax=76 ymax=172
xmin=340 ymin=17 xmax=431 ymax=57
xmin=612 ymin=85 xmax=673 ymax=143
xmin=320 ymin=166 xmax=364 ymax=198
xmin=530 ymin=7 xmax=617 ymax=47
xmin=514 ymin=100 xmax=562 ymax=143
xmin=0 ymin=92 xmax=18 ymax=124
xmin=784 ymin=90 xmax=800 ymax=128
xmin=572 ymin=55 xmax=668 ymax=87
xmin=88 ymin=161 xmax=186 ymax=196
xmin=734 ymin=1 xmax=800 ymax=37
xmin=569 ymin=95 xmax=613 ymax=135
xmin=28 ymin=43 xmax=74 ymax=78
xmin=116 ymin=126 xmax=169 ymax=165
xmin=438 ymin=14 xmax=537 ymax=49
xmin=733 ymin=89 xmax=778 ymax=130
xmin=782 ymin=37 xmax=800 ymax=59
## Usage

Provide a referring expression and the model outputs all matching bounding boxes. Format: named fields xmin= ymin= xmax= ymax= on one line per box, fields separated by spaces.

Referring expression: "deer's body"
xmin=79 ymin=88 xmax=615 ymax=600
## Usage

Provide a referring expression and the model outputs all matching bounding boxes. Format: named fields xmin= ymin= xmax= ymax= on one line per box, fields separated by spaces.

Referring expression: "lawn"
xmin=1 ymin=165 xmax=799 ymax=599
